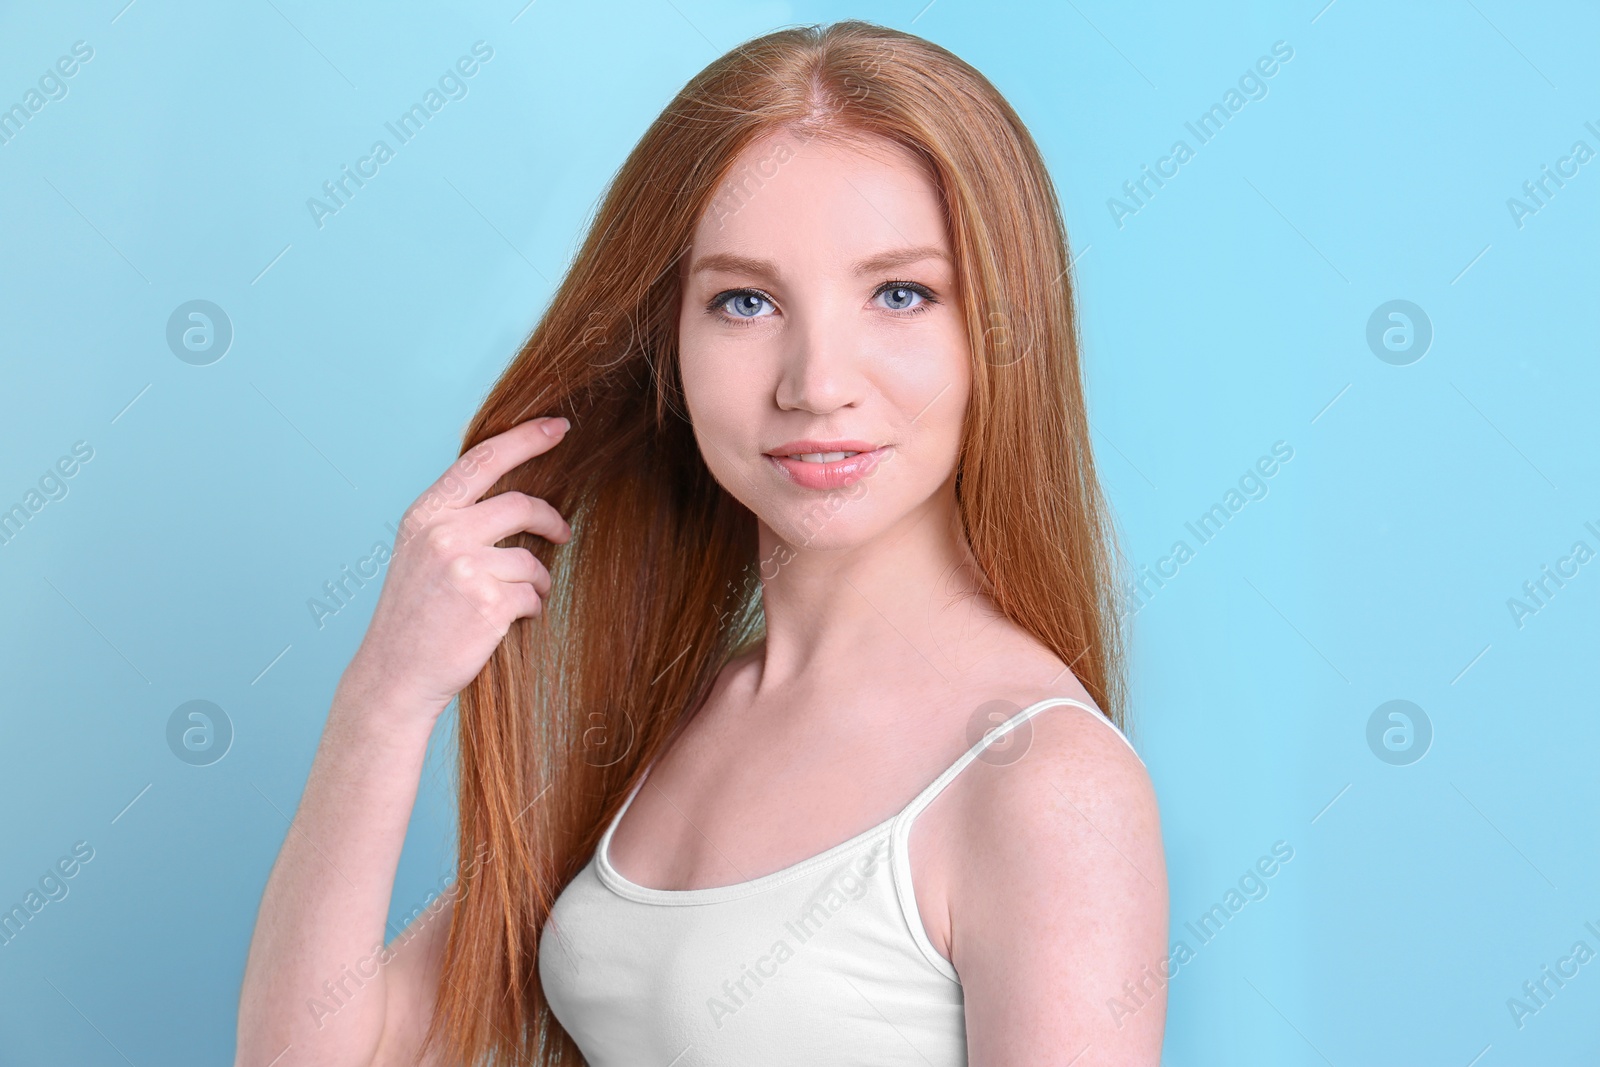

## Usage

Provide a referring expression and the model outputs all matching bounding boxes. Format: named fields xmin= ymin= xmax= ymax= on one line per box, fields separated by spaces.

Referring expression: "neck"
xmin=748 ymin=478 xmax=998 ymax=701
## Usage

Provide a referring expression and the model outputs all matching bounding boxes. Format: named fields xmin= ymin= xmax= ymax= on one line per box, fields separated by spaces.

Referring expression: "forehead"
xmin=685 ymin=129 xmax=950 ymax=272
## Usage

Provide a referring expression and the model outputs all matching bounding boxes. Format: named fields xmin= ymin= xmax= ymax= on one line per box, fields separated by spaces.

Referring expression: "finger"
xmin=502 ymin=581 xmax=544 ymax=626
xmin=470 ymin=491 xmax=572 ymax=547
xmin=438 ymin=562 xmax=543 ymax=636
xmin=421 ymin=418 xmax=571 ymax=518
xmin=482 ymin=546 xmax=551 ymax=596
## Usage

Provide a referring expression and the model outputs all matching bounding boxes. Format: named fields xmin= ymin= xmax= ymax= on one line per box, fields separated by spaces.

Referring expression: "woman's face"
xmin=677 ymin=130 xmax=971 ymax=555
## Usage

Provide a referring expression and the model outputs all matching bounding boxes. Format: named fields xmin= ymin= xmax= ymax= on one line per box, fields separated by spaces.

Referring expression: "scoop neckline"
xmin=596 ymin=794 xmax=901 ymax=905
xmin=593 ymin=695 xmax=1106 ymax=905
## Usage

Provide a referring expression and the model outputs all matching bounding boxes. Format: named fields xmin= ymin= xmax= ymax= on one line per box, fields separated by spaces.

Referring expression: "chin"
xmin=753 ymin=480 xmax=927 ymax=555
xmin=764 ymin=517 xmax=875 ymax=554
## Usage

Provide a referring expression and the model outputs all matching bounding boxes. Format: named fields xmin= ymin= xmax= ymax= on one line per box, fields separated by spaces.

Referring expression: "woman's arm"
xmin=951 ymin=705 xmax=1169 ymax=1066
xmin=367 ymin=888 xmax=456 ymax=1067
xmin=234 ymin=672 xmax=444 ymax=1066
xmin=234 ymin=419 xmax=573 ymax=1067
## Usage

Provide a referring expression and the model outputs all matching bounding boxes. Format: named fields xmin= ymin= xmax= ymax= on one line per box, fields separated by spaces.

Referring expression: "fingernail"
xmin=543 ymin=418 xmax=570 ymax=436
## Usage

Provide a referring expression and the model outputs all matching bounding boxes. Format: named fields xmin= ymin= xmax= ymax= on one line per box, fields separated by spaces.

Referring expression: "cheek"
xmin=918 ymin=390 xmax=968 ymax=478
xmin=678 ymin=336 xmax=765 ymax=459
xmin=931 ymin=319 xmax=974 ymax=394
xmin=680 ymin=350 xmax=727 ymax=415
xmin=885 ymin=327 xmax=970 ymax=445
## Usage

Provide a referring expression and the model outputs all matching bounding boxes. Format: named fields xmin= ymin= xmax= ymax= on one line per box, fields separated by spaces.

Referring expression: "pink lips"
xmin=762 ymin=440 xmax=890 ymax=491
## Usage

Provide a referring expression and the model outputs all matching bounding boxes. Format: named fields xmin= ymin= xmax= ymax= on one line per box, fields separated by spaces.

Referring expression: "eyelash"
xmin=704 ymin=280 xmax=939 ymax=325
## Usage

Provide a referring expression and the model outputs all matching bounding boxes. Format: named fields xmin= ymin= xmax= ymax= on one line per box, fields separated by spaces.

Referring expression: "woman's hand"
xmin=235 ymin=422 xmax=570 ymax=1067
xmin=343 ymin=417 xmax=573 ymax=720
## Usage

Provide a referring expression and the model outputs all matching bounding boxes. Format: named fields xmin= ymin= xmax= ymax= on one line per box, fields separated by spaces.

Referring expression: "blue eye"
xmin=709 ymin=289 xmax=775 ymax=321
xmin=883 ymin=286 xmax=921 ymax=310
xmin=876 ymin=279 xmax=934 ymax=313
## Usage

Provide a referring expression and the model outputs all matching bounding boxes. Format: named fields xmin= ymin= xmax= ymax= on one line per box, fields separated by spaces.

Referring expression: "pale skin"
xmin=234 ymin=131 xmax=1166 ymax=1066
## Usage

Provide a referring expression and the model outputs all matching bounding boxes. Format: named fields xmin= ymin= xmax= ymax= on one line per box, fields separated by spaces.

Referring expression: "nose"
xmin=772 ymin=301 xmax=867 ymax=414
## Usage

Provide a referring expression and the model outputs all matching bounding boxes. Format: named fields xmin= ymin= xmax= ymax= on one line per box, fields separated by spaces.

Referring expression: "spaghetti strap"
xmin=883 ymin=696 xmax=1144 ymax=983
xmin=894 ymin=696 xmax=1142 ymax=827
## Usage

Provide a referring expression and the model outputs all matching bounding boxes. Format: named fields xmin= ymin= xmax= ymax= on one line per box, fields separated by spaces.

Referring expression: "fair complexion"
xmin=600 ymin=129 xmax=1169 ymax=1063
xmin=235 ymin=128 xmax=1166 ymax=1067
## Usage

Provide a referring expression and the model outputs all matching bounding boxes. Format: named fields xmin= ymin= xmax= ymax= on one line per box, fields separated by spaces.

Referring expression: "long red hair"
xmin=428 ymin=19 xmax=1129 ymax=1065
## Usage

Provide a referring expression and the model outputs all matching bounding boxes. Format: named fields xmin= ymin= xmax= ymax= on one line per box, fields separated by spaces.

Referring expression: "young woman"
xmin=237 ymin=20 xmax=1167 ymax=1067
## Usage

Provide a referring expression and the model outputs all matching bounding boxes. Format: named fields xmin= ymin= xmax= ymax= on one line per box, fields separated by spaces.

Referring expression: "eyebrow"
xmin=689 ymin=245 xmax=950 ymax=280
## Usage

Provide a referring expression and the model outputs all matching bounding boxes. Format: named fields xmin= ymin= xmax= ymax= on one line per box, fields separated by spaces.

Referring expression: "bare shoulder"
xmin=943 ymin=689 xmax=1168 ymax=1061
xmin=954 ymin=689 xmax=1159 ymax=859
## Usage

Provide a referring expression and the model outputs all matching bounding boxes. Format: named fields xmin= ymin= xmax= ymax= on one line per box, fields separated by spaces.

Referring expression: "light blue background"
xmin=3 ymin=1 xmax=1597 ymax=1064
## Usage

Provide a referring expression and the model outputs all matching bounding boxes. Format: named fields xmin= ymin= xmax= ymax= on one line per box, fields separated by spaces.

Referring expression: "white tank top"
xmin=538 ymin=697 xmax=1142 ymax=1065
